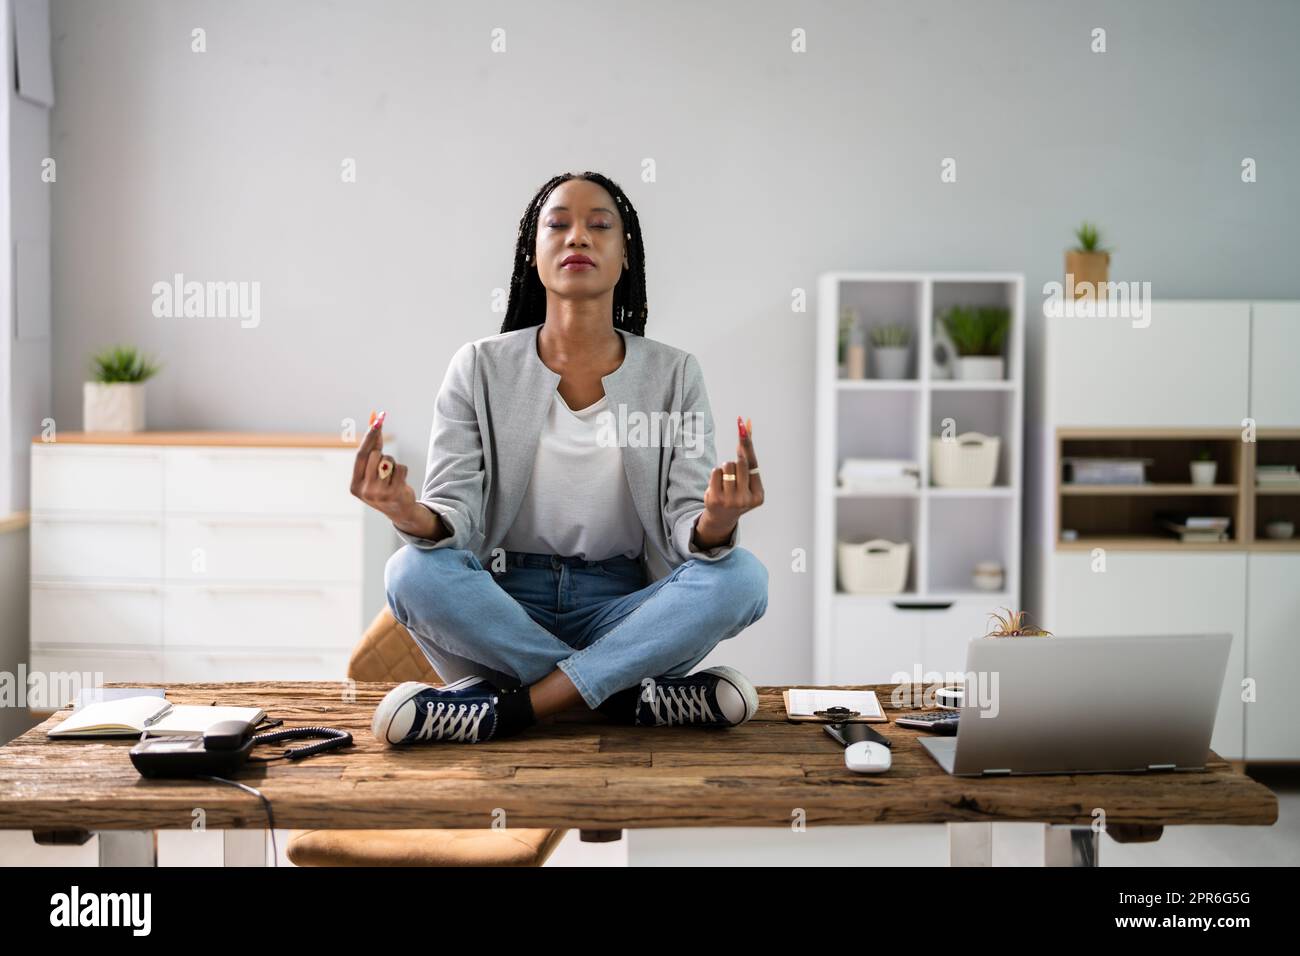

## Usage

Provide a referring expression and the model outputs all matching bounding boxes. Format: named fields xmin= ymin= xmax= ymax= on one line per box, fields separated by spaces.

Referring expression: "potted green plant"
xmin=939 ymin=305 xmax=1009 ymax=380
xmin=870 ymin=324 xmax=911 ymax=379
xmin=1190 ymin=448 xmax=1218 ymax=486
xmin=1066 ymin=221 xmax=1110 ymax=299
xmin=84 ymin=345 xmax=162 ymax=432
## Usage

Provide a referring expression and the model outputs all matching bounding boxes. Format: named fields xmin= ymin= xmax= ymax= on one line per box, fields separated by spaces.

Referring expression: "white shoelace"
xmin=642 ymin=680 xmax=717 ymax=726
xmin=416 ymin=700 xmax=490 ymax=742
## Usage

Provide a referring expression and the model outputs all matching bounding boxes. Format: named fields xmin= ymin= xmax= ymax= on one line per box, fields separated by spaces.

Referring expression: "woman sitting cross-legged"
xmin=352 ymin=171 xmax=769 ymax=746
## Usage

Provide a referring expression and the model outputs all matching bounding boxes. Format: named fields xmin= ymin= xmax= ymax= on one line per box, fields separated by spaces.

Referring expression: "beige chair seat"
xmin=287 ymin=826 xmax=566 ymax=867
xmin=285 ymin=606 xmax=567 ymax=867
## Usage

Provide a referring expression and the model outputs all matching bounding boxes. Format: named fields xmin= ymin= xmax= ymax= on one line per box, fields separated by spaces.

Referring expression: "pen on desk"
xmin=141 ymin=702 xmax=173 ymax=729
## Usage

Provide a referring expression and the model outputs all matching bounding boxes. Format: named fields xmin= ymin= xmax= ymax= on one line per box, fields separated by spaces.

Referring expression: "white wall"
xmin=46 ymin=0 xmax=1300 ymax=685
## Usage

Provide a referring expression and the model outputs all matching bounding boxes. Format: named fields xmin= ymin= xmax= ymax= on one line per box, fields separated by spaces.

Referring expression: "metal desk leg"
xmin=223 ymin=829 xmax=268 ymax=866
xmin=948 ymin=822 xmax=992 ymax=866
xmin=1044 ymin=825 xmax=1099 ymax=867
xmin=98 ymin=830 xmax=157 ymax=867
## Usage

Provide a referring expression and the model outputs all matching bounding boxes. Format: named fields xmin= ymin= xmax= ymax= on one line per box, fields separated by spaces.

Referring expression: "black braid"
xmin=498 ymin=171 xmax=648 ymax=337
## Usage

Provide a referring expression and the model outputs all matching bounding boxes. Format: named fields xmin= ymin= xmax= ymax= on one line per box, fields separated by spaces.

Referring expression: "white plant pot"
xmin=873 ymin=345 xmax=910 ymax=380
xmin=1190 ymin=461 xmax=1218 ymax=486
xmin=955 ymin=356 xmax=1005 ymax=381
xmin=84 ymin=382 xmax=146 ymax=432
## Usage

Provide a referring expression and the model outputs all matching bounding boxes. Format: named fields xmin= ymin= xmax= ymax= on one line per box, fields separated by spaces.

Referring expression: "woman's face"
xmin=533 ymin=179 xmax=627 ymax=297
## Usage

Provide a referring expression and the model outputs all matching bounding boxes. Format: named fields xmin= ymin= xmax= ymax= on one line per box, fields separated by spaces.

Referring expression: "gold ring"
xmin=378 ymin=458 xmax=394 ymax=481
xmin=722 ymin=473 xmax=736 ymax=482
xmin=749 ymin=467 xmax=760 ymax=474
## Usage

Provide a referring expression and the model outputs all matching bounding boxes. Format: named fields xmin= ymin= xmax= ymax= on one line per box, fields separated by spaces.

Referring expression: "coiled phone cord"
xmin=199 ymin=726 xmax=353 ymax=866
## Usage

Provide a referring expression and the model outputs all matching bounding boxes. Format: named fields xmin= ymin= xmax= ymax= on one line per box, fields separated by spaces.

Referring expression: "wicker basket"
xmin=837 ymin=539 xmax=910 ymax=594
xmin=930 ymin=432 xmax=1000 ymax=488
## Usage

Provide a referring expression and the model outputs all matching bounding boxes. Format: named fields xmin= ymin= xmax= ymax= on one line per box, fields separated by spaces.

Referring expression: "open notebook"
xmin=47 ymin=696 xmax=265 ymax=739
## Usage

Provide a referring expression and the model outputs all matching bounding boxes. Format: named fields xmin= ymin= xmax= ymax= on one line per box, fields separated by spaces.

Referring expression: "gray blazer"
xmin=396 ymin=324 xmax=739 ymax=581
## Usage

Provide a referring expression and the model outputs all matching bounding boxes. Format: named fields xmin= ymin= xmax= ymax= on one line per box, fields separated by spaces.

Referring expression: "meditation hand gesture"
xmin=694 ymin=417 xmax=764 ymax=549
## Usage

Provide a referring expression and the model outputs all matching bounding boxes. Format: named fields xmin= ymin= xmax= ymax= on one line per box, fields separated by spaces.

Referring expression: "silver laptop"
xmin=919 ymin=633 xmax=1231 ymax=776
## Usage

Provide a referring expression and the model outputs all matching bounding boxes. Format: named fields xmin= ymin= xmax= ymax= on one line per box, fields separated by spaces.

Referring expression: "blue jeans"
xmin=383 ymin=546 xmax=769 ymax=709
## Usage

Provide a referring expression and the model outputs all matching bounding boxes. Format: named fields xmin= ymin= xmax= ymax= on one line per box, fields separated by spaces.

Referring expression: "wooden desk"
xmin=0 ymin=682 xmax=1278 ymax=866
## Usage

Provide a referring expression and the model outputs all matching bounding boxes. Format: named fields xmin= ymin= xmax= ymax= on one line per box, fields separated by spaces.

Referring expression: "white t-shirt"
xmin=500 ymin=390 xmax=646 ymax=561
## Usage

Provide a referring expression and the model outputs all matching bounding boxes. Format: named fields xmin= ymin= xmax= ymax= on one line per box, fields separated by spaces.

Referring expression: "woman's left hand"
xmin=695 ymin=417 xmax=764 ymax=546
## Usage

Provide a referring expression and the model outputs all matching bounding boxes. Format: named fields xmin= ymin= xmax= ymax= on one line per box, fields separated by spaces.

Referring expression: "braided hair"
xmin=498 ymin=171 xmax=648 ymax=337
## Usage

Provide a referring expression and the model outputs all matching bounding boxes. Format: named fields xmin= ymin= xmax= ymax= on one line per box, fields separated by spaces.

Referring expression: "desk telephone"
xmin=129 ymin=718 xmax=353 ymax=778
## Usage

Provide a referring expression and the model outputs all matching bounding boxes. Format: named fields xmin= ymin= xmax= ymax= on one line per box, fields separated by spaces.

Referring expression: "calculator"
xmin=893 ymin=711 xmax=960 ymax=735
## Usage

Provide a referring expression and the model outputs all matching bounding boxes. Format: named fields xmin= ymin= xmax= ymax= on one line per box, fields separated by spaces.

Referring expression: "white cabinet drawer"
xmin=164 ymin=447 xmax=359 ymax=516
xmin=30 ymin=514 xmax=163 ymax=579
xmin=164 ymin=516 xmax=362 ymax=582
xmin=1051 ymin=552 xmax=1246 ymax=759
xmin=1250 ymin=302 xmax=1300 ymax=427
xmin=832 ymin=598 xmax=993 ymax=685
xmin=27 ymin=647 xmax=165 ymax=710
xmin=31 ymin=445 xmax=163 ymax=513
xmin=31 ymin=582 xmax=163 ymax=648
xmin=162 ymin=650 xmax=350 ymax=683
xmin=1245 ymin=554 xmax=1300 ymax=760
xmin=163 ymin=584 xmax=361 ymax=651
xmin=831 ymin=599 xmax=922 ymax=684
xmin=1048 ymin=301 xmax=1250 ymax=427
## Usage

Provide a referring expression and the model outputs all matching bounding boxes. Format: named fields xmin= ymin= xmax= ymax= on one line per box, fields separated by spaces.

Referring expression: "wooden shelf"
xmin=1249 ymin=539 xmax=1300 ymax=551
xmin=1256 ymin=486 xmax=1300 ymax=495
xmin=1062 ymin=483 xmax=1238 ymax=496
xmin=1058 ymin=535 xmax=1240 ymax=551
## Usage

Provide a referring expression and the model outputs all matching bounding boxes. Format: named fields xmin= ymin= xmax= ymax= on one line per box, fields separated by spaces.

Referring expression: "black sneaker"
xmin=631 ymin=666 xmax=759 ymax=728
xmin=372 ymin=677 xmax=505 ymax=745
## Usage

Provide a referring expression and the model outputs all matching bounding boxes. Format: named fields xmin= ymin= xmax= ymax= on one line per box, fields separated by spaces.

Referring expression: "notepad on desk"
xmin=782 ymin=688 xmax=886 ymax=723
xmin=46 ymin=695 xmax=265 ymax=739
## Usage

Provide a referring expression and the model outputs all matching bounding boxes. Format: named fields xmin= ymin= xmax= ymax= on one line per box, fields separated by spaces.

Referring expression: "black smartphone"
xmin=823 ymin=721 xmax=892 ymax=749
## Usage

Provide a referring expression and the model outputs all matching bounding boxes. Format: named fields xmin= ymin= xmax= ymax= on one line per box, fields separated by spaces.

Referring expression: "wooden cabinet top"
xmin=32 ymin=432 xmax=373 ymax=448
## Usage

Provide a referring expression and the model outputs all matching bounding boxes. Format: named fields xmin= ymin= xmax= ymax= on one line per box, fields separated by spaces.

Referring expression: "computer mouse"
xmin=844 ymin=740 xmax=892 ymax=774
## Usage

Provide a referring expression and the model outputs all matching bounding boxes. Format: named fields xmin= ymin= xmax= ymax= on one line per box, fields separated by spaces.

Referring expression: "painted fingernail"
xmin=746 ymin=417 xmax=753 ymax=437
xmin=738 ymin=416 xmax=748 ymax=440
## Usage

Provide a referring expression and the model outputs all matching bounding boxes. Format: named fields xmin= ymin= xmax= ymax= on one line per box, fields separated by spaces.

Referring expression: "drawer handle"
xmin=195 ymin=654 xmax=328 ymax=662
xmin=197 ymin=452 xmax=332 ymax=463
xmin=32 ymin=514 xmax=161 ymax=525
xmin=197 ymin=519 xmax=329 ymax=529
xmin=32 ymin=581 xmax=160 ymax=592
xmin=36 ymin=449 xmax=163 ymax=461
xmin=891 ymin=601 xmax=955 ymax=611
xmin=199 ymin=585 xmax=325 ymax=596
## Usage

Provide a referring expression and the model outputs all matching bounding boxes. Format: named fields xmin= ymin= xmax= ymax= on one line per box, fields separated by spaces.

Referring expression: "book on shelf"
xmin=1257 ymin=464 xmax=1300 ymax=487
xmin=838 ymin=458 xmax=920 ymax=491
xmin=1157 ymin=511 xmax=1232 ymax=542
xmin=1062 ymin=456 xmax=1153 ymax=485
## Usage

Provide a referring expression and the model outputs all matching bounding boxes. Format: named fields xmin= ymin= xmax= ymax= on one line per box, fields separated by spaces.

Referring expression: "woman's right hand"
xmin=350 ymin=413 xmax=416 ymax=523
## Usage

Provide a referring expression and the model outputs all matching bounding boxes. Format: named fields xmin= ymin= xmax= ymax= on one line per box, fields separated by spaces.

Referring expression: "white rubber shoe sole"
xmin=699 ymin=665 xmax=759 ymax=726
xmin=371 ymin=676 xmax=488 ymax=745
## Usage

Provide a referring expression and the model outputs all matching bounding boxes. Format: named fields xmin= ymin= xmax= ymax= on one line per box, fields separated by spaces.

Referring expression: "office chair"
xmin=285 ymin=606 xmax=568 ymax=867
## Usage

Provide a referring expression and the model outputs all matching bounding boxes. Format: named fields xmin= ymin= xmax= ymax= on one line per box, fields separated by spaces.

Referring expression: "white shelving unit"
xmin=815 ymin=272 xmax=1025 ymax=684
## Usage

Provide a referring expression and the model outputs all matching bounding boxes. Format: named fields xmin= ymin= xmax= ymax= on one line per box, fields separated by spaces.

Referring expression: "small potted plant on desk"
xmin=937 ymin=609 xmax=1053 ymax=708
xmin=940 ymin=305 xmax=1010 ymax=380
xmin=84 ymin=345 xmax=162 ymax=432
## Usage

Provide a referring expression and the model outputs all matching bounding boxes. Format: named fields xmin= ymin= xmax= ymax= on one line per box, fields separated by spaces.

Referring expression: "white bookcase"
xmin=815 ymin=272 xmax=1025 ymax=684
